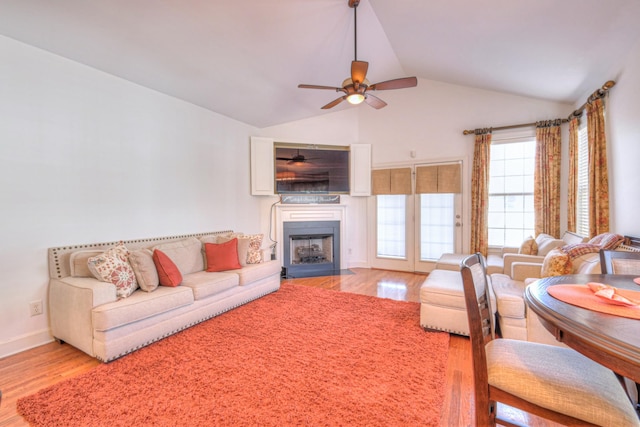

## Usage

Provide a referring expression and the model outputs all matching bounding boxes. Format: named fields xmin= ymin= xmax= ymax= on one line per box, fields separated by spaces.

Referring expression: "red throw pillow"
xmin=205 ymin=239 xmax=242 ymax=272
xmin=152 ymin=249 xmax=183 ymax=287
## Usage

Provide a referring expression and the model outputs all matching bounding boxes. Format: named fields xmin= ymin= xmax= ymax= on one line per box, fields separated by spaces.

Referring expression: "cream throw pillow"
xmin=518 ymin=236 xmax=538 ymax=255
xmin=128 ymin=249 xmax=160 ymax=292
xmin=536 ymin=234 xmax=565 ymax=257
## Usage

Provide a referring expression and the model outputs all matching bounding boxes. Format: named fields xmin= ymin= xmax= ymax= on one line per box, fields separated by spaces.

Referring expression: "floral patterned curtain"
xmin=470 ymin=129 xmax=491 ymax=256
xmin=567 ymin=117 xmax=579 ymax=233
xmin=586 ymin=97 xmax=610 ymax=235
xmin=534 ymin=120 xmax=562 ymax=237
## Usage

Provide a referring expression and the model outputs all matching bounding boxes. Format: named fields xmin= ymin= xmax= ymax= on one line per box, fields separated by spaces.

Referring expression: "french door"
xmin=369 ymin=164 xmax=463 ymax=273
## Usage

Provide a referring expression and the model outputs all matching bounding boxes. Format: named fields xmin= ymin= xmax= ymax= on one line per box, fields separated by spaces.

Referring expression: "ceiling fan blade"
xmin=351 ymin=61 xmax=369 ymax=85
xmin=322 ymin=96 xmax=346 ymax=110
xmin=369 ymin=76 xmax=418 ymax=91
xmin=364 ymin=94 xmax=387 ymax=109
xmin=298 ymin=84 xmax=342 ymax=91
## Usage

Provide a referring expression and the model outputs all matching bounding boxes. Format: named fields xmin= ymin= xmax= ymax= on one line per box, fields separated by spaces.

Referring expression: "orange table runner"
xmin=548 ymin=284 xmax=640 ymax=320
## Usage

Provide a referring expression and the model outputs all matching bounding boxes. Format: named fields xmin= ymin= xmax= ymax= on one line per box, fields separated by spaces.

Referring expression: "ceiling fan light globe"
xmin=347 ymin=93 xmax=365 ymax=104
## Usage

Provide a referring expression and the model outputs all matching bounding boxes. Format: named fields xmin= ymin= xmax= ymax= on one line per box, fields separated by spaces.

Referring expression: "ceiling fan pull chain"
xmin=354 ymin=4 xmax=357 ymax=61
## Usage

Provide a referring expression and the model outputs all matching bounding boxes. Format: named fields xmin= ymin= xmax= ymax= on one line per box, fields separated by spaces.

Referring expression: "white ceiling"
xmin=1 ymin=0 xmax=639 ymax=128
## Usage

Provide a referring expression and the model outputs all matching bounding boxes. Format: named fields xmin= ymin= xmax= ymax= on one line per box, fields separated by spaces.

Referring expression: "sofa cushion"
xmin=536 ymin=234 xmax=565 ymax=257
xmin=572 ymin=252 xmax=602 ymax=274
xmin=541 ymin=248 xmax=572 ymax=277
xmin=420 ymin=269 xmax=467 ymax=309
xmin=205 ymin=239 xmax=242 ymax=272
xmin=70 ymin=250 xmax=104 ymax=277
xmin=92 ymin=286 xmax=194 ymax=332
xmin=518 ymin=236 xmax=538 ymax=255
xmin=152 ymin=237 xmax=204 ymax=275
xmin=232 ymin=260 xmax=281 ymax=285
xmin=153 ymin=249 xmax=183 ymax=287
xmin=87 ymin=243 xmax=138 ymax=299
xmin=181 ymin=271 xmax=239 ymax=300
xmin=490 ymin=274 xmax=526 ymax=320
xmin=129 ymin=249 xmax=159 ymax=292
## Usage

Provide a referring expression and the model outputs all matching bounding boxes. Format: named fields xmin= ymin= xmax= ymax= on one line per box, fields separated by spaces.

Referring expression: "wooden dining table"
xmin=524 ymin=274 xmax=640 ymax=384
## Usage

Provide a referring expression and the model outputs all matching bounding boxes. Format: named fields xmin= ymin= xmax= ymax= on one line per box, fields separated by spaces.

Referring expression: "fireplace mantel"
xmin=275 ymin=204 xmax=347 ymax=269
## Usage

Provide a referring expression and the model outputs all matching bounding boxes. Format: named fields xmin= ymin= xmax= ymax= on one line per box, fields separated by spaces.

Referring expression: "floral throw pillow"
xmin=88 ymin=242 xmax=138 ymax=298
xmin=541 ymin=248 xmax=572 ymax=277
xmin=244 ymin=233 xmax=264 ymax=264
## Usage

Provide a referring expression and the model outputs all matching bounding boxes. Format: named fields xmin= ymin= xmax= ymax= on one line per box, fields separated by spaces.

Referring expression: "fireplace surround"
xmin=275 ymin=204 xmax=347 ymax=278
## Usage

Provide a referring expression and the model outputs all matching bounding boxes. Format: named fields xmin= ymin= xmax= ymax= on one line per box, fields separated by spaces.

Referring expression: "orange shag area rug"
xmin=18 ymin=284 xmax=450 ymax=426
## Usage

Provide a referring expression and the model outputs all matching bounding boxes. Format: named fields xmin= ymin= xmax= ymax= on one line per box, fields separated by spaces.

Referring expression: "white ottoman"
xmin=420 ymin=268 xmax=496 ymax=336
xmin=420 ymin=269 xmax=470 ymax=335
xmin=434 ymin=253 xmax=467 ymax=271
xmin=437 ymin=252 xmax=503 ymax=274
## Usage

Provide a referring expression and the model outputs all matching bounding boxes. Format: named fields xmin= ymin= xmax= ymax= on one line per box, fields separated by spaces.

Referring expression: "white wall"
xmin=606 ymin=38 xmax=640 ymax=236
xmin=261 ymin=79 xmax=572 ymax=261
xmin=0 ymin=36 xmax=262 ymax=357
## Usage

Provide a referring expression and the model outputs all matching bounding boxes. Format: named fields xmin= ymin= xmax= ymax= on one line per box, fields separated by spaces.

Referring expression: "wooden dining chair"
xmin=600 ymin=249 xmax=640 ymax=274
xmin=460 ymin=253 xmax=640 ymax=427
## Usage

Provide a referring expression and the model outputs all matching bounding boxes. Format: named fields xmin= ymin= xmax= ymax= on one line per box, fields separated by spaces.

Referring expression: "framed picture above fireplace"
xmin=274 ymin=143 xmax=350 ymax=194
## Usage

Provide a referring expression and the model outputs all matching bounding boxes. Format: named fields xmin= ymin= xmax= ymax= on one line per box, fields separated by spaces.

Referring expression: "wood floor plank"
xmin=0 ymin=268 xmax=557 ymax=426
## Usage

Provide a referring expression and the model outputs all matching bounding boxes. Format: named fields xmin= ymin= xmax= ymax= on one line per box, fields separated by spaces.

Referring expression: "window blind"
xmin=415 ymin=163 xmax=461 ymax=194
xmin=371 ymin=168 xmax=412 ymax=195
xmin=576 ymin=125 xmax=590 ymax=238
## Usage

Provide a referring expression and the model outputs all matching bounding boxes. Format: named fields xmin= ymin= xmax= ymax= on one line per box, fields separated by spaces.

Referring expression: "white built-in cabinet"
xmin=349 ymin=143 xmax=372 ymax=196
xmin=250 ymin=137 xmax=275 ymax=196
xmin=250 ymin=137 xmax=371 ymax=197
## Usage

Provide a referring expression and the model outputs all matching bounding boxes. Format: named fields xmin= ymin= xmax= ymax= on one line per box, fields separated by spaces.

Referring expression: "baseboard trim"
xmin=0 ymin=328 xmax=54 ymax=359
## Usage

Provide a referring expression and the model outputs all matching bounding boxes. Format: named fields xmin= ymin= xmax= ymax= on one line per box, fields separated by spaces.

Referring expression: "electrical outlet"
xmin=29 ymin=300 xmax=43 ymax=316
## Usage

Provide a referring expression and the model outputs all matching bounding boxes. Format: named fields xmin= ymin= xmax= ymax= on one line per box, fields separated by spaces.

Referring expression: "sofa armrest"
xmin=503 ymin=254 xmax=545 ymax=278
xmin=501 ymin=246 xmax=519 ymax=256
xmin=49 ymin=277 xmax=117 ymax=357
xmin=511 ymin=262 xmax=543 ymax=282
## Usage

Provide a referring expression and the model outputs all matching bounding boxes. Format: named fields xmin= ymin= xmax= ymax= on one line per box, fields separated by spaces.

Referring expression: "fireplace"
xmin=282 ymin=221 xmax=340 ymax=278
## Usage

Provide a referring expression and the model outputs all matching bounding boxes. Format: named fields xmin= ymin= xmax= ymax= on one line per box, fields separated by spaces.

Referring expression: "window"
xmin=420 ymin=193 xmax=455 ymax=260
xmin=376 ymin=195 xmax=406 ymax=258
xmin=488 ymin=139 xmax=535 ymax=247
xmin=576 ymin=124 xmax=589 ymax=237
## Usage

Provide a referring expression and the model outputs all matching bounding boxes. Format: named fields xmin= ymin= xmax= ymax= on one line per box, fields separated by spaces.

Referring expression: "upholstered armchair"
xmin=490 ymin=232 xmax=627 ymax=345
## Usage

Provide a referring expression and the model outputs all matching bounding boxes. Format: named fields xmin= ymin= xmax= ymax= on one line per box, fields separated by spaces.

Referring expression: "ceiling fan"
xmin=298 ymin=0 xmax=417 ymax=110
xmin=276 ymin=149 xmax=318 ymax=165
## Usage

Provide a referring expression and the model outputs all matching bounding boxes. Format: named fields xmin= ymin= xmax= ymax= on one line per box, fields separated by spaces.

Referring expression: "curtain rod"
xmin=462 ymin=80 xmax=615 ymax=135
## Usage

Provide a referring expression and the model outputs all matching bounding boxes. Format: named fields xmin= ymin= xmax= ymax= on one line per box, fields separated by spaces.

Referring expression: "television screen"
xmin=274 ymin=145 xmax=350 ymax=194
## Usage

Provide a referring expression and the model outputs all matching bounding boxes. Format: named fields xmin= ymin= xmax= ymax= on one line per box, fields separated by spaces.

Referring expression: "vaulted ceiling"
xmin=1 ymin=0 xmax=639 ymax=128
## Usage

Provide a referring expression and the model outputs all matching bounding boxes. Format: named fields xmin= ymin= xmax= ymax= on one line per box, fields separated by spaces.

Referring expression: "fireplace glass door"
xmin=290 ymin=234 xmax=333 ymax=266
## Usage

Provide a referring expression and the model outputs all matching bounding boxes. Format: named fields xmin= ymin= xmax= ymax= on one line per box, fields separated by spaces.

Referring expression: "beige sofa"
xmin=487 ymin=231 xmax=587 ymax=276
xmin=48 ymin=230 xmax=281 ymax=362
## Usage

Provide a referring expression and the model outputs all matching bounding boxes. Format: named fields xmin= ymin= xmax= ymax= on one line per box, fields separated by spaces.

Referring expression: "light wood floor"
xmin=0 ymin=268 xmax=559 ymax=426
